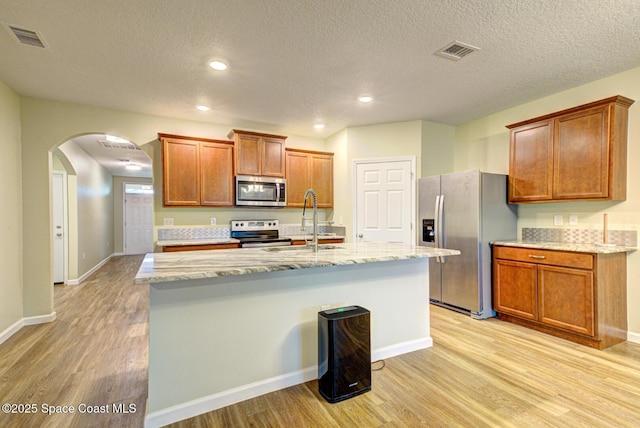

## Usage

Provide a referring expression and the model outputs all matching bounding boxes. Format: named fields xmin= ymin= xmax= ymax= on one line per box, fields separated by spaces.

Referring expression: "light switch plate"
xmin=553 ymin=215 xmax=563 ymax=226
xmin=569 ymin=215 xmax=578 ymax=225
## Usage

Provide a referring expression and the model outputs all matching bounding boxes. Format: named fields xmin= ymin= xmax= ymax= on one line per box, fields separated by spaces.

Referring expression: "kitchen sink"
xmin=262 ymin=245 xmax=344 ymax=252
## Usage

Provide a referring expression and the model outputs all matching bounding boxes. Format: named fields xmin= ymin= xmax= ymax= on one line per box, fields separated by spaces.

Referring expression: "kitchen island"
xmin=135 ymin=242 xmax=459 ymax=428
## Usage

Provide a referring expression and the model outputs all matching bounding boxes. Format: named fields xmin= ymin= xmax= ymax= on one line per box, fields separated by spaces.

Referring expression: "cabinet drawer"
xmin=493 ymin=246 xmax=593 ymax=270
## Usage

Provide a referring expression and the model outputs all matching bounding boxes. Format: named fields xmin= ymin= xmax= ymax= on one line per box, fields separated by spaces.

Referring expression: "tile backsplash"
xmin=157 ymin=226 xmax=230 ymax=241
xmin=522 ymin=227 xmax=637 ymax=247
xmin=157 ymin=224 xmax=347 ymax=242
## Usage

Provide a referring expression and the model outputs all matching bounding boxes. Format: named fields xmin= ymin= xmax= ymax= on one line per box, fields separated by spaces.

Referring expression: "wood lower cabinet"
xmin=160 ymin=134 xmax=234 ymax=207
xmin=228 ymin=129 xmax=286 ymax=178
xmin=285 ymin=148 xmax=334 ymax=207
xmin=507 ymin=95 xmax=634 ymax=203
xmin=493 ymin=245 xmax=627 ymax=349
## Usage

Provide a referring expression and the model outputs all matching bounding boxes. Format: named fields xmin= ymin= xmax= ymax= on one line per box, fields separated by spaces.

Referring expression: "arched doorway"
xmin=50 ymin=133 xmax=152 ymax=285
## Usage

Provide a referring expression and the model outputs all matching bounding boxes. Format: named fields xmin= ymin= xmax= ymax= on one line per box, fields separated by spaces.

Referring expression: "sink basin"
xmin=262 ymin=245 xmax=344 ymax=252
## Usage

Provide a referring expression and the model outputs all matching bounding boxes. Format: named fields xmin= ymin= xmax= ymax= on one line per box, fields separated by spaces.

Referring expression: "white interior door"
xmin=52 ymin=172 xmax=67 ymax=283
xmin=124 ymin=184 xmax=154 ymax=255
xmin=355 ymin=158 xmax=415 ymax=244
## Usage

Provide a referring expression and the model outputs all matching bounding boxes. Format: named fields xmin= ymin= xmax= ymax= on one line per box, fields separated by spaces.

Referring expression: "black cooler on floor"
xmin=318 ymin=306 xmax=371 ymax=403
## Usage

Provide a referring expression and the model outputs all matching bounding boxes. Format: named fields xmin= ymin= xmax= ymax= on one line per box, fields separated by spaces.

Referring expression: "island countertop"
xmin=135 ymin=242 xmax=460 ymax=284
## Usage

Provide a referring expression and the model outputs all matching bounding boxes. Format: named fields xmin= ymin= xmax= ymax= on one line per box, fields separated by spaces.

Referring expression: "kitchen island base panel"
xmin=145 ymin=258 xmax=431 ymax=428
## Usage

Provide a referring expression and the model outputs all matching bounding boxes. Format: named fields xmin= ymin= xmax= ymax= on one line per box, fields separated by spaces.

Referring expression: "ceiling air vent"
xmin=435 ymin=41 xmax=479 ymax=61
xmin=4 ymin=24 xmax=47 ymax=48
xmin=98 ymin=140 xmax=141 ymax=151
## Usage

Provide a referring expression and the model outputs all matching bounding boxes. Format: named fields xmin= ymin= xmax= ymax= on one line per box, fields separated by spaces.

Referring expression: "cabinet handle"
xmin=528 ymin=255 xmax=546 ymax=259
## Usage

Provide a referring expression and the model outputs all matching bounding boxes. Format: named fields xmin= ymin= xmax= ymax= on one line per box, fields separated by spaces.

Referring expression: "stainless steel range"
xmin=230 ymin=220 xmax=292 ymax=248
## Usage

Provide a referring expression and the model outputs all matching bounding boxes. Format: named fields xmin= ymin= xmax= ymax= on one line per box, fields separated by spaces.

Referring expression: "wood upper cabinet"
xmin=493 ymin=245 xmax=627 ymax=350
xmin=507 ymin=95 xmax=634 ymax=203
xmin=285 ymin=148 xmax=334 ymax=208
xmin=160 ymin=134 xmax=234 ymax=207
xmin=228 ymin=129 xmax=286 ymax=178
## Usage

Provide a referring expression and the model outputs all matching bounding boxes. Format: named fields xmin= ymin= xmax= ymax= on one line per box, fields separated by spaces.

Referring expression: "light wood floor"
xmin=1 ymin=255 xmax=639 ymax=428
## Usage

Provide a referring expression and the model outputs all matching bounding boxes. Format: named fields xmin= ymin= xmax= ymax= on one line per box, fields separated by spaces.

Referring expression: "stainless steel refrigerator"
xmin=418 ymin=170 xmax=517 ymax=319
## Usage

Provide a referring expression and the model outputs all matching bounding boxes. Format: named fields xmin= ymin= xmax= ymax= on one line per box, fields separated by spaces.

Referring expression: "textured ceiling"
xmin=2 ymin=0 xmax=640 ymax=143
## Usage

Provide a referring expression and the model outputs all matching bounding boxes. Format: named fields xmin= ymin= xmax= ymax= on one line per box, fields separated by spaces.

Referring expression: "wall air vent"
xmin=98 ymin=140 xmax=141 ymax=151
xmin=435 ymin=41 xmax=480 ymax=61
xmin=4 ymin=23 xmax=47 ymax=49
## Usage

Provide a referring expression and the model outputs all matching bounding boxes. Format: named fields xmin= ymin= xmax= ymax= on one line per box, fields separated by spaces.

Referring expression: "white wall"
xmin=0 ymin=80 xmax=23 ymax=333
xmin=453 ymin=66 xmax=640 ymax=337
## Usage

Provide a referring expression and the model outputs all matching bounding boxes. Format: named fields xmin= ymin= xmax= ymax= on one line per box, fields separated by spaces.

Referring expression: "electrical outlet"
xmin=553 ymin=215 xmax=563 ymax=226
xmin=210 ymin=217 xmax=217 ymax=225
xmin=569 ymin=215 xmax=578 ymax=226
xmin=163 ymin=218 xmax=174 ymax=226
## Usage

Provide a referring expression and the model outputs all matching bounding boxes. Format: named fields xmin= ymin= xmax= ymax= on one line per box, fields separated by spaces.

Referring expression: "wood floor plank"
xmin=1 ymin=255 xmax=639 ymax=428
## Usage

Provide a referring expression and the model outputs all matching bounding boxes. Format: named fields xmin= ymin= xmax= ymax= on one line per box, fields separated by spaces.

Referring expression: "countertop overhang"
xmin=135 ymin=242 xmax=460 ymax=284
xmin=492 ymin=240 xmax=636 ymax=254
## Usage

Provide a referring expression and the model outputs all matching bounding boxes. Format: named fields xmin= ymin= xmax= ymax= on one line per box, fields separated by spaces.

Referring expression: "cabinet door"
xmin=286 ymin=151 xmax=311 ymax=207
xmin=553 ymin=106 xmax=609 ymax=199
xmin=261 ymin=137 xmax=286 ymax=177
xmin=200 ymin=142 xmax=234 ymax=206
xmin=508 ymin=120 xmax=554 ymax=203
xmin=235 ymin=134 xmax=261 ymax=176
xmin=538 ymin=265 xmax=595 ymax=336
xmin=163 ymin=138 xmax=200 ymax=206
xmin=493 ymin=259 xmax=538 ymax=320
xmin=311 ymin=154 xmax=333 ymax=208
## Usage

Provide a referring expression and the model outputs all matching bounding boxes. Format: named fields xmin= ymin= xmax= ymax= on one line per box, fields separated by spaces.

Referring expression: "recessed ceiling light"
xmin=209 ymin=60 xmax=228 ymax=71
xmin=196 ymin=105 xmax=210 ymax=111
xmin=358 ymin=95 xmax=373 ymax=103
xmin=313 ymin=123 xmax=325 ymax=129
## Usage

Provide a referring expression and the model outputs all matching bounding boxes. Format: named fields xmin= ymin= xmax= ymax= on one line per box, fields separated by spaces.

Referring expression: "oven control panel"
xmin=231 ymin=220 xmax=279 ymax=231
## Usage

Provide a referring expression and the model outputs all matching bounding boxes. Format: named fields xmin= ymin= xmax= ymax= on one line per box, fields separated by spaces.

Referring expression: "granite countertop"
xmin=492 ymin=240 xmax=636 ymax=254
xmin=156 ymin=238 xmax=240 ymax=247
xmin=135 ymin=242 xmax=460 ymax=284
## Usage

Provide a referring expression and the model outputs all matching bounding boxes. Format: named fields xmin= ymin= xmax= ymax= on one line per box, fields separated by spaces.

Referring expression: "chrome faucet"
xmin=301 ymin=189 xmax=318 ymax=252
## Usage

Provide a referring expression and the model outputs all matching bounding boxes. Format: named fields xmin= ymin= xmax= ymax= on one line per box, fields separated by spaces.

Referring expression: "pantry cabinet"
xmin=160 ymin=134 xmax=234 ymax=207
xmin=507 ymin=95 xmax=634 ymax=203
xmin=228 ymin=129 xmax=286 ymax=178
xmin=285 ymin=148 xmax=334 ymax=208
xmin=493 ymin=245 xmax=627 ymax=350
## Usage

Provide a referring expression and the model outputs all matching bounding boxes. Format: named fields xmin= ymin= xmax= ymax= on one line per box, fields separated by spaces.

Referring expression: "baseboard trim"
xmin=628 ymin=331 xmax=640 ymax=345
xmin=0 ymin=312 xmax=57 ymax=346
xmin=144 ymin=337 xmax=433 ymax=428
xmin=372 ymin=337 xmax=433 ymax=361
xmin=67 ymin=254 xmax=113 ymax=285
xmin=144 ymin=367 xmax=317 ymax=428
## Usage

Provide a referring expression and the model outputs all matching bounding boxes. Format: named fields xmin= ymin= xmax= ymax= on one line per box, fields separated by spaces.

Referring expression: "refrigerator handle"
xmin=434 ymin=195 xmax=442 ymax=263
xmin=438 ymin=194 xmax=446 ymax=264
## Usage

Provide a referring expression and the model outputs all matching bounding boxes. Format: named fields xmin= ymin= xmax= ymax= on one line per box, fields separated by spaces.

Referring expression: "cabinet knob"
xmin=358 ymin=234 xmax=363 ymax=238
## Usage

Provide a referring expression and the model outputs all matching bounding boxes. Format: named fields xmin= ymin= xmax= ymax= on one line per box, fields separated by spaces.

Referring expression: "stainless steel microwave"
xmin=235 ymin=175 xmax=287 ymax=207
